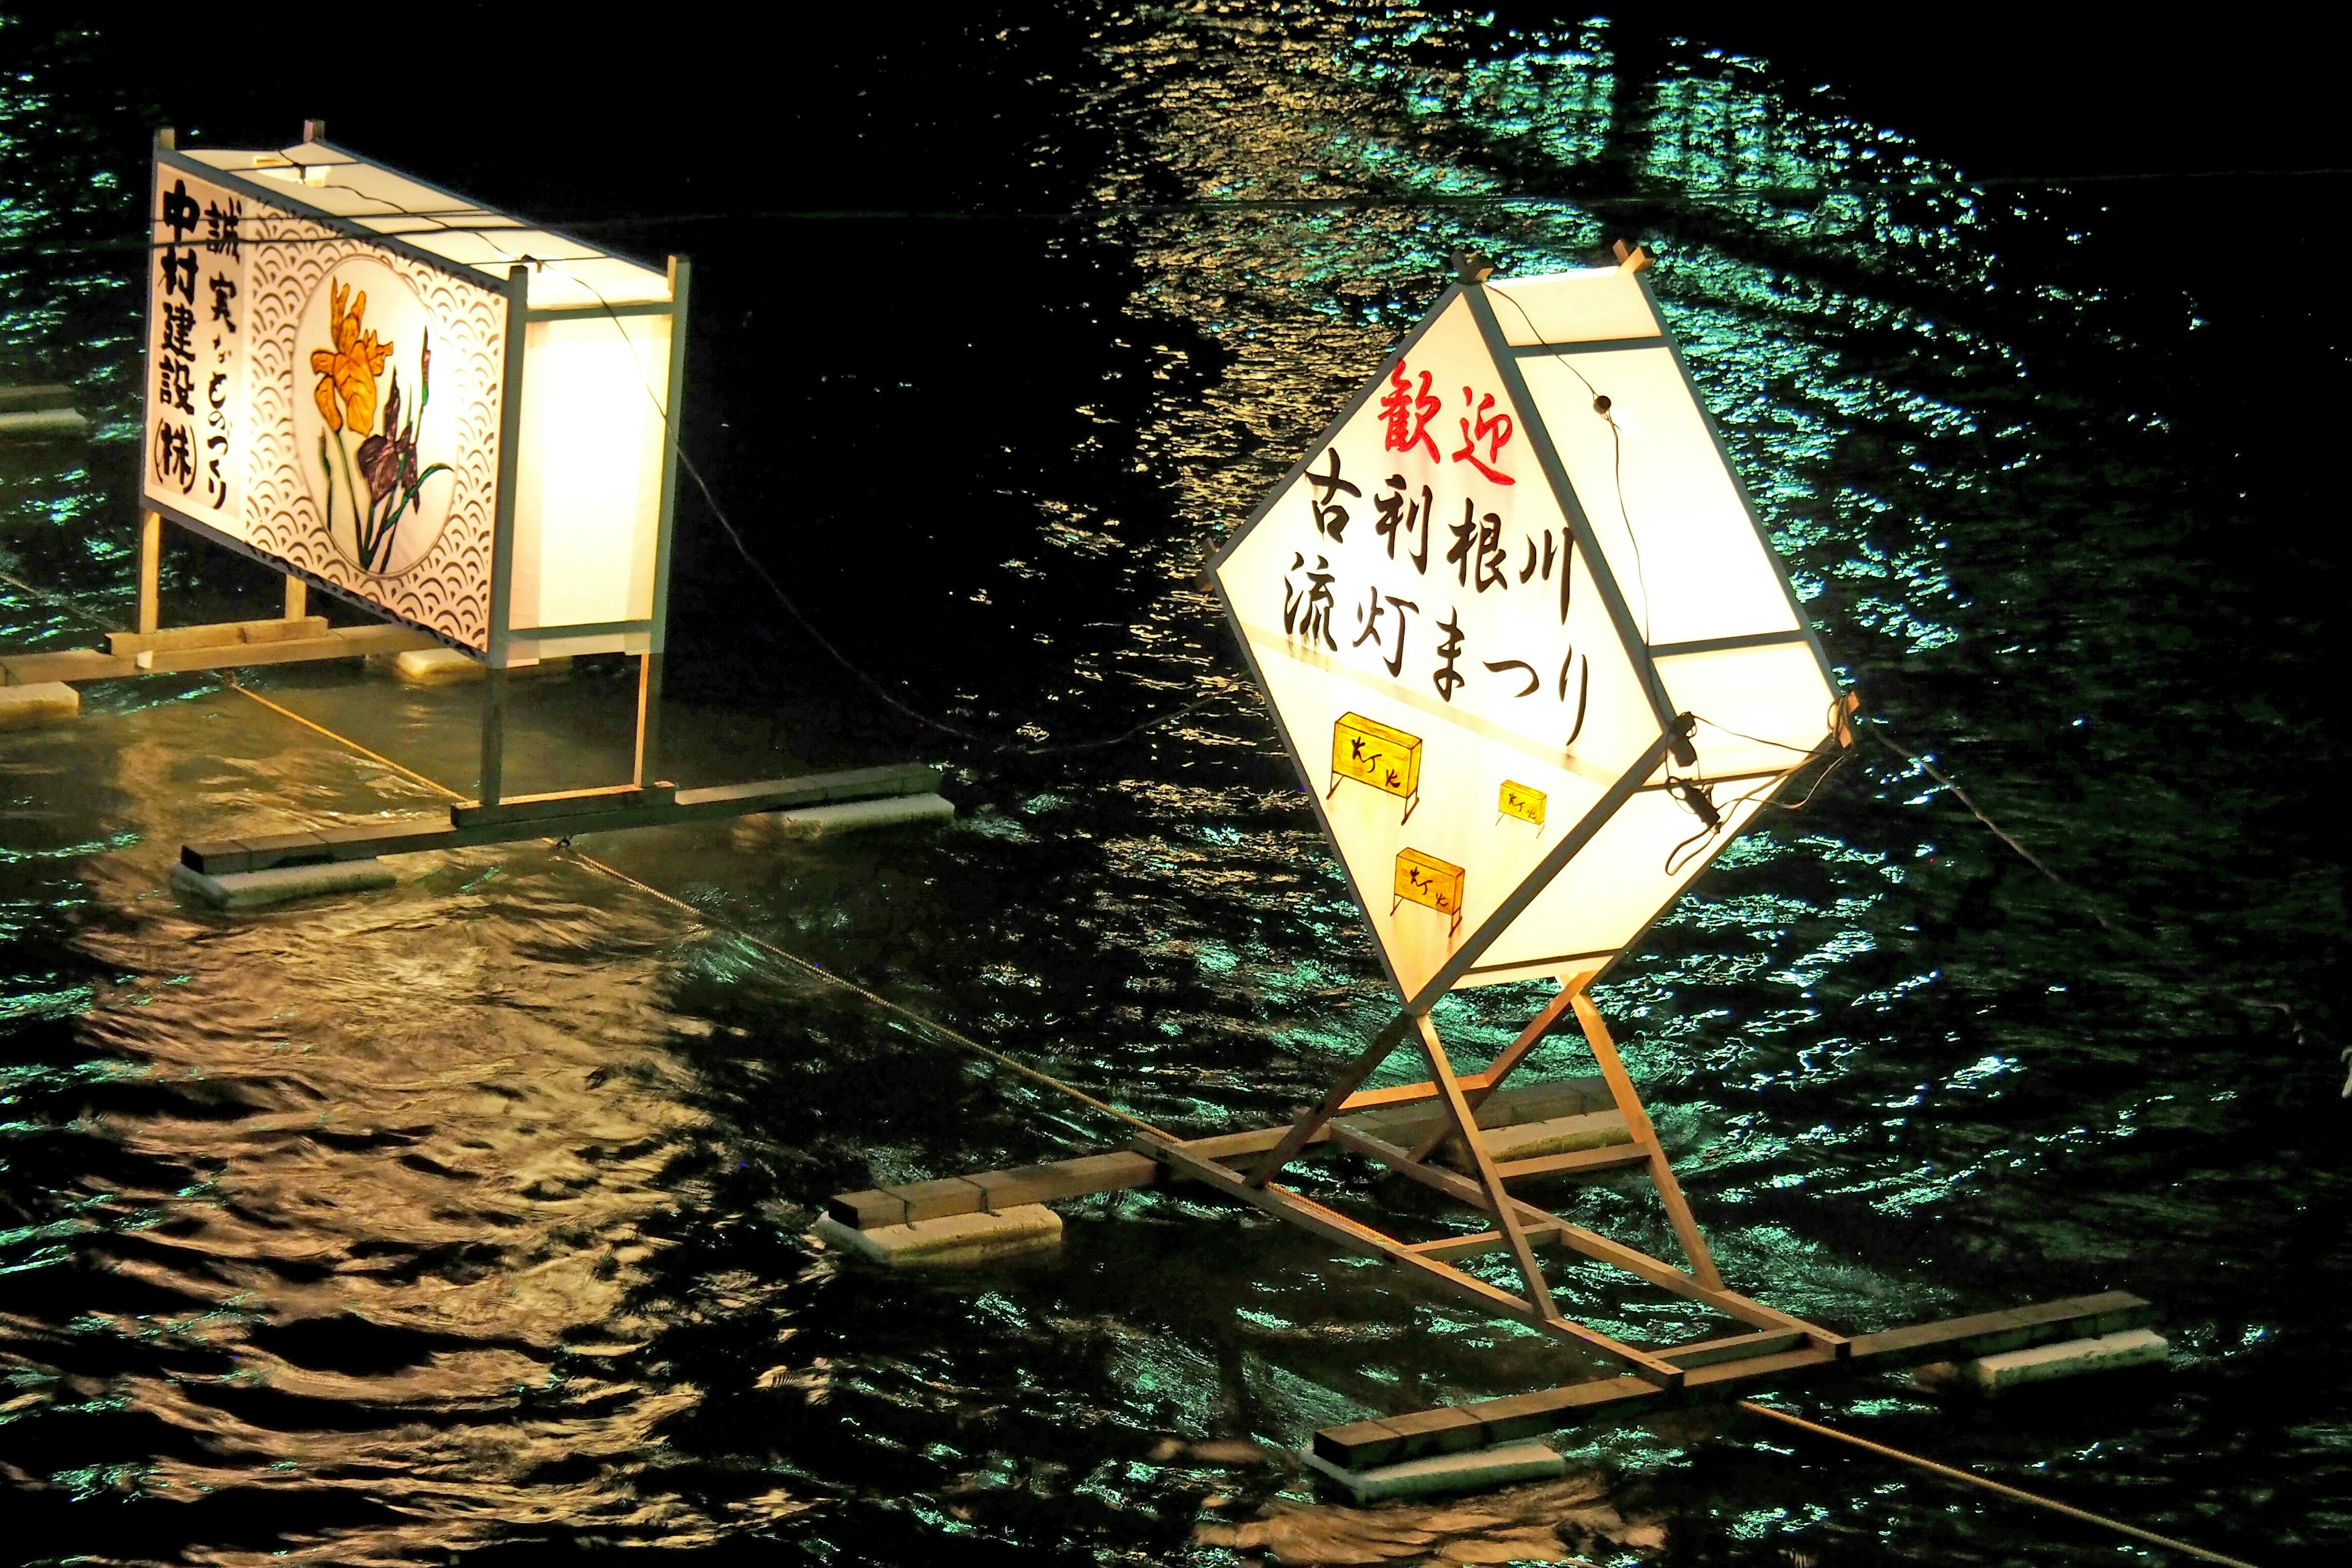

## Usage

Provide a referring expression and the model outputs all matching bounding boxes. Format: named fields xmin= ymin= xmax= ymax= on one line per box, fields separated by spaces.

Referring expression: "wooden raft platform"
xmin=827 ymin=1074 xmax=1631 ymax=1229
xmin=183 ymin=763 xmax=947 ymax=873
xmin=1 ymin=618 xmax=437 ymax=685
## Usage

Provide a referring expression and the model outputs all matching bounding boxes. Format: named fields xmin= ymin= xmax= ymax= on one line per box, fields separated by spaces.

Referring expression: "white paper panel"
xmin=1656 ymin=641 xmax=1839 ymax=782
xmin=141 ymin=162 xmax=508 ymax=650
xmin=1215 ymin=292 xmax=1665 ymax=1003
xmin=507 ymin=314 xmax=671 ymax=631
xmin=1466 ymin=784 xmax=1774 ymax=982
xmin=1521 ymin=347 xmax=1800 ymax=649
xmin=1487 ymin=266 xmax=1661 ymax=345
xmin=1216 ymin=271 xmax=1841 ymax=1008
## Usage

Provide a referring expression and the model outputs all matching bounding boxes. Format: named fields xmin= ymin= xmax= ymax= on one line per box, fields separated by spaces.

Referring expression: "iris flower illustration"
xmin=310 ymin=281 xmax=388 ymax=434
xmin=309 ymin=279 xmax=449 ymax=573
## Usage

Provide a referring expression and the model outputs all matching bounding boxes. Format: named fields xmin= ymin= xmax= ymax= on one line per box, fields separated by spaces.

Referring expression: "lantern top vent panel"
xmin=183 ymin=143 xmax=671 ymax=309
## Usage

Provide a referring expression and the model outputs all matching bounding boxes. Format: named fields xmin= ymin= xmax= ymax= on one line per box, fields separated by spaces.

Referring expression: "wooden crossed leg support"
xmin=1136 ymin=972 xmax=1846 ymax=1391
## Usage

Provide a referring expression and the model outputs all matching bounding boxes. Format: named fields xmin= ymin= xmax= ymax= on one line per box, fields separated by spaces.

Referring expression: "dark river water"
xmin=0 ymin=9 xmax=2343 ymax=1566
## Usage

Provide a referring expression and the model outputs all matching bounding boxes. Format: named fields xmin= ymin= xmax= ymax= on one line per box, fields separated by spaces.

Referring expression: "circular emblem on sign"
xmin=294 ymin=257 xmax=454 ymax=577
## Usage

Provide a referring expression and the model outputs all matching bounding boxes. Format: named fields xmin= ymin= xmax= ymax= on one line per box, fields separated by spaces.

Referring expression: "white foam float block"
xmin=172 ymin=858 xmax=397 ymax=910
xmin=813 ymin=1204 xmax=1061 ymax=1267
xmin=1917 ymin=1329 xmax=2169 ymax=1393
xmin=1301 ymin=1439 xmax=1565 ymax=1503
xmin=0 ymin=681 xmax=79 ymax=729
xmin=388 ymin=647 xmax=484 ymax=685
xmin=0 ymin=407 xmax=88 ymax=438
xmin=755 ymin=793 xmax=957 ymax=839
xmin=1442 ymin=1109 xmax=1629 ymax=1170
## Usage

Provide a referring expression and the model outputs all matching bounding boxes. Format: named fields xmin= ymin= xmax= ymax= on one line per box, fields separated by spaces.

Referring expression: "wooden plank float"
xmin=1 ymin=620 xmax=439 ymax=685
xmin=1312 ymin=1291 xmax=2158 ymax=1469
xmin=181 ymin=762 xmax=945 ymax=873
xmin=826 ymin=1074 xmax=1629 ymax=1231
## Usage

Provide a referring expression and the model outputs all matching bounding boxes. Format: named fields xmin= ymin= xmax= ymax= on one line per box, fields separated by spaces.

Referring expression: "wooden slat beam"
xmin=1494 ymin=1143 xmax=1651 ymax=1181
xmin=1139 ymin=1133 xmax=1686 ymax=1389
xmin=1312 ymin=1292 xmax=2157 ymax=1468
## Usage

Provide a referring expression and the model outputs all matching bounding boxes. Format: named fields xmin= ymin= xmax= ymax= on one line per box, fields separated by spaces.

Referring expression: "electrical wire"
xmin=1485 ymin=284 xmax=1653 ymax=643
xmin=1738 ymin=1400 xmax=2264 ymax=1568
xmin=216 ymin=677 xmax=1175 ymax=1146
xmin=554 ymin=268 xmax=1218 ymax=760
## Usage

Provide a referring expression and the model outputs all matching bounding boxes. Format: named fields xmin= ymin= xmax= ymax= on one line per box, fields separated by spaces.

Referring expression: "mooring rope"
xmin=218 ymin=679 xmax=1175 ymax=1144
xmin=1738 ymin=1401 xmax=2263 ymax=1568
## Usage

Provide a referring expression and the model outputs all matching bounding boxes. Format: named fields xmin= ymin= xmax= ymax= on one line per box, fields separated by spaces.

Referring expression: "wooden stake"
xmin=1572 ymin=990 xmax=1723 ymax=1290
xmin=283 ymin=573 xmax=306 ymax=622
xmin=137 ymin=509 xmax=160 ymax=635
xmin=1245 ymin=1011 xmax=1411 ymax=1188
xmin=1415 ymin=1015 xmax=1557 ymax=1319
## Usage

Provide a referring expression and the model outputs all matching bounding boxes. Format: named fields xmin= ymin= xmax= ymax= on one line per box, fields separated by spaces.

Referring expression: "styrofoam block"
xmin=1917 ymin=1329 xmax=2169 ymax=1393
xmin=389 ymin=647 xmax=484 ymax=684
xmin=754 ymin=793 xmax=957 ymax=838
xmin=1441 ymin=1109 xmax=1629 ymax=1170
xmin=1301 ymin=1439 xmax=1564 ymax=1502
xmin=0 ymin=681 xmax=78 ymax=729
xmin=172 ymin=858 xmax=397 ymax=910
xmin=0 ymin=408 xmax=88 ymax=439
xmin=813 ymin=1204 xmax=1061 ymax=1267
xmin=1482 ymin=1109 xmax=1628 ymax=1159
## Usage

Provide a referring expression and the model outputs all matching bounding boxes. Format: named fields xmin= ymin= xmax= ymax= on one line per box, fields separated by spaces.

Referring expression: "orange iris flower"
xmin=309 ymin=280 xmax=391 ymax=435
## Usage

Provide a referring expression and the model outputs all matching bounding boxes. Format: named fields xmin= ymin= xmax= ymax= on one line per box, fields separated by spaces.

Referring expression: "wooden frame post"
xmin=1414 ymin=1014 xmax=1557 ymax=1319
xmin=478 ymin=665 xmax=509 ymax=808
xmin=137 ymin=509 xmax=161 ymax=636
xmin=1571 ymin=989 xmax=1723 ymax=1290
xmin=283 ymin=573 xmax=306 ymax=622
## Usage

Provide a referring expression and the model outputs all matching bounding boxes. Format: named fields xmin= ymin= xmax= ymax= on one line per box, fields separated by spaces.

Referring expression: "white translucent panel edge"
xmin=1655 ymin=643 xmax=1839 ymax=781
xmin=274 ymin=143 xmax=360 ymax=165
xmin=401 ymin=228 xmax=511 ymax=266
xmin=1521 ymin=347 xmax=1801 ymax=647
xmin=524 ymin=262 xmax=674 ymax=309
xmin=1487 ymin=268 xmax=1661 ymax=345
xmin=1470 ymin=786 xmax=1776 ymax=972
xmin=503 ymin=630 xmax=647 ymax=662
xmin=506 ymin=313 xmax=671 ymax=636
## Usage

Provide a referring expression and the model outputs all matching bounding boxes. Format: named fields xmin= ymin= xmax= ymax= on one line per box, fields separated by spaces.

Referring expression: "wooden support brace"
xmin=1245 ymin=1011 xmax=1411 ymax=1188
xmin=1414 ymin=1014 xmax=1557 ymax=1319
xmin=1406 ymin=976 xmax=1587 ymax=1164
xmin=1571 ymin=990 xmax=1724 ymax=1291
xmin=1141 ymin=1132 xmax=1684 ymax=1389
xmin=1327 ymin=1119 xmax=1839 ymax=1350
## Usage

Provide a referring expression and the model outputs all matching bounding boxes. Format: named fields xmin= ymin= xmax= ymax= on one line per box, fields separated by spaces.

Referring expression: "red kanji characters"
xmin=1453 ymin=386 xmax=1515 ymax=483
xmin=1379 ymin=360 xmax=1442 ymax=461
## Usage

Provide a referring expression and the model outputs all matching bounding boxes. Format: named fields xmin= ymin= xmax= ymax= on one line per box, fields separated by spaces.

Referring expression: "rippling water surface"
xmin=0 ymin=9 xmax=2343 ymax=1565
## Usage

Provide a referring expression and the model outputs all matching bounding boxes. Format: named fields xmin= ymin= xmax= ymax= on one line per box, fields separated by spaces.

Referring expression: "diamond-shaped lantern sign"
xmin=1211 ymin=257 xmax=1847 ymax=1012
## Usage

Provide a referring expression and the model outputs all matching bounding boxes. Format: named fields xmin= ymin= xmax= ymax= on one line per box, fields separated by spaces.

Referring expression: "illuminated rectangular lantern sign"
xmin=1211 ymin=255 xmax=1848 ymax=1012
xmin=141 ymin=128 xmax=685 ymax=666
